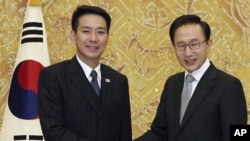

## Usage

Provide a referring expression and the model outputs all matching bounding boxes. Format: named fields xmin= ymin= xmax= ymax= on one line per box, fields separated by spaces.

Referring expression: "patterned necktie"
xmin=180 ymin=74 xmax=195 ymax=124
xmin=90 ymin=70 xmax=100 ymax=96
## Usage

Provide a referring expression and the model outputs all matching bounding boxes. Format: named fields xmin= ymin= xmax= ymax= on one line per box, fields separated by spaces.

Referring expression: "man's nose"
xmin=184 ymin=45 xmax=193 ymax=56
xmin=89 ymin=32 xmax=97 ymax=42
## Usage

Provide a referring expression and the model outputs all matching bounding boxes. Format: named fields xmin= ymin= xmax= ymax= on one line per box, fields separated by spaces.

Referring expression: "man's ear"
xmin=71 ymin=30 xmax=76 ymax=43
xmin=206 ymin=39 xmax=212 ymax=51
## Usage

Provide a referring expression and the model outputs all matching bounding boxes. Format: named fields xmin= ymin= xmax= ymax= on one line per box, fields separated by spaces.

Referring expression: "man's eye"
xmin=177 ymin=44 xmax=186 ymax=48
xmin=97 ymin=31 xmax=105 ymax=35
xmin=190 ymin=43 xmax=199 ymax=46
xmin=82 ymin=30 xmax=90 ymax=34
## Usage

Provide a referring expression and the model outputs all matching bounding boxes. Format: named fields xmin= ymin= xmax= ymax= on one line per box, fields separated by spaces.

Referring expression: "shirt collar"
xmin=185 ymin=58 xmax=210 ymax=82
xmin=76 ymin=55 xmax=101 ymax=80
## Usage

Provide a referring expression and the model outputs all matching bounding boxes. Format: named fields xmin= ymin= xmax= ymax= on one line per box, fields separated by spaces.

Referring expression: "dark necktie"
xmin=90 ymin=70 xmax=100 ymax=96
xmin=180 ymin=74 xmax=195 ymax=124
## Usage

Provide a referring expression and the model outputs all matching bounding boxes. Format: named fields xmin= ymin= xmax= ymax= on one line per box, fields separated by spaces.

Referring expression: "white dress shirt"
xmin=185 ymin=58 xmax=210 ymax=96
xmin=76 ymin=55 xmax=101 ymax=88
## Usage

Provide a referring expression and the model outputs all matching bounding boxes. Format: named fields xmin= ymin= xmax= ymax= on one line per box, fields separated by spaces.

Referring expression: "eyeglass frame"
xmin=174 ymin=40 xmax=207 ymax=51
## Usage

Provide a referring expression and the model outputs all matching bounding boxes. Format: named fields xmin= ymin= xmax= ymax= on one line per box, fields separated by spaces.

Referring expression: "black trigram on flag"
xmin=21 ymin=22 xmax=43 ymax=44
xmin=14 ymin=135 xmax=43 ymax=141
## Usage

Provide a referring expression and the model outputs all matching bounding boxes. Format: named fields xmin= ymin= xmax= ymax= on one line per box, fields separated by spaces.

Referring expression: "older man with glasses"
xmin=135 ymin=14 xmax=247 ymax=141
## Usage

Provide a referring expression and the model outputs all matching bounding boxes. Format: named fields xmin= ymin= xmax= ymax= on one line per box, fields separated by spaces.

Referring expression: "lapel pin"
xmin=105 ymin=78 xmax=110 ymax=83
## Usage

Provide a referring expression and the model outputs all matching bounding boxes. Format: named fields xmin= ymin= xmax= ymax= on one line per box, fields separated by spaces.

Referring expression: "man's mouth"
xmin=87 ymin=45 xmax=99 ymax=49
xmin=185 ymin=59 xmax=196 ymax=64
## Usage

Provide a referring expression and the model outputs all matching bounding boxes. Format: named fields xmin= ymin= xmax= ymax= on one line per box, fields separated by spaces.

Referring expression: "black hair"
xmin=169 ymin=14 xmax=211 ymax=44
xmin=71 ymin=5 xmax=111 ymax=33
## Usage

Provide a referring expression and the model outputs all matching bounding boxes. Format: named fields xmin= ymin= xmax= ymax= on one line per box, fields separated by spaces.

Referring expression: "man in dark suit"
xmin=38 ymin=5 xmax=132 ymax=141
xmin=135 ymin=14 xmax=247 ymax=141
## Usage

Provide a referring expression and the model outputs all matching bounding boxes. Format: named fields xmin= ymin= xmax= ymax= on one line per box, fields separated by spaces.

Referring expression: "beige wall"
xmin=0 ymin=0 xmax=250 ymax=138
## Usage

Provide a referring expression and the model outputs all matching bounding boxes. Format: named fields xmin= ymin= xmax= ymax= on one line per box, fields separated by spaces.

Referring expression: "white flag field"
xmin=0 ymin=0 xmax=50 ymax=140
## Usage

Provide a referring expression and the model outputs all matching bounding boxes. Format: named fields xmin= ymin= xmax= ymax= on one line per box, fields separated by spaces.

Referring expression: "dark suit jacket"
xmin=38 ymin=56 xmax=132 ymax=141
xmin=135 ymin=62 xmax=247 ymax=141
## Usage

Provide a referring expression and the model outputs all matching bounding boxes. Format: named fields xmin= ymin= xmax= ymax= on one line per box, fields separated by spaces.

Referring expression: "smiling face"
xmin=173 ymin=24 xmax=212 ymax=73
xmin=71 ymin=14 xmax=108 ymax=68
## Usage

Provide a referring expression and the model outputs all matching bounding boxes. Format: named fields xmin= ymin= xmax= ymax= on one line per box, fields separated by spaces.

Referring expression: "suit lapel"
xmin=173 ymin=73 xmax=186 ymax=131
xmin=179 ymin=63 xmax=217 ymax=129
xmin=99 ymin=65 xmax=112 ymax=116
xmin=67 ymin=57 xmax=99 ymax=114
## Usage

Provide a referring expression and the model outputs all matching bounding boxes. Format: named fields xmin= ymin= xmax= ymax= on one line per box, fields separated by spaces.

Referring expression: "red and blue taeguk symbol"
xmin=8 ymin=60 xmax=44 ymax=120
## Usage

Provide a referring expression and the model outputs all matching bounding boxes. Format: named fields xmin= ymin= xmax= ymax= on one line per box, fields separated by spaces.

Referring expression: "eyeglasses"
xmin=174 ymin=40 xmax=207 ymax=51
